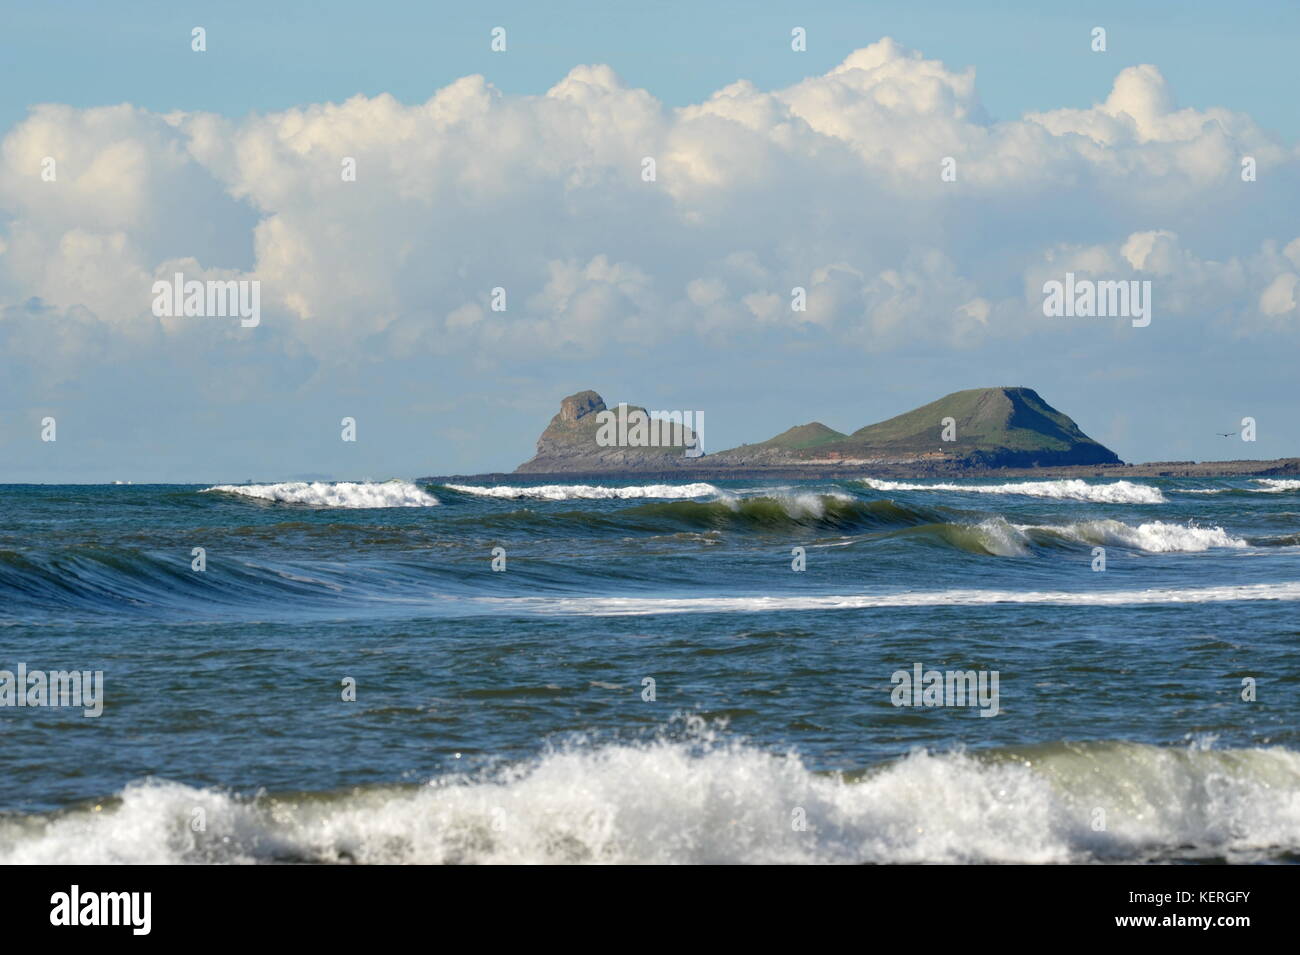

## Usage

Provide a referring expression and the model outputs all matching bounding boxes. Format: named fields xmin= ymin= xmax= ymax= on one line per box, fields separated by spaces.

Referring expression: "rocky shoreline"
xmin=423 ymin=457 xmax=1300 ymax=484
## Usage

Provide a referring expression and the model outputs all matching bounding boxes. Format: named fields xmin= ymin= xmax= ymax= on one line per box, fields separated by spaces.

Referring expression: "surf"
xmin=203 ymin=481 xmax=439 ymax=507
xmin=1020 ymin=519 xmax=1247 ymax=553
xmin=443 ymin=482 xmax=719 ymax=500
xmin=3 ymin=734 xmax=1296 ymax=865
xmin=861 ymin=477 xmax=1167 ymax=504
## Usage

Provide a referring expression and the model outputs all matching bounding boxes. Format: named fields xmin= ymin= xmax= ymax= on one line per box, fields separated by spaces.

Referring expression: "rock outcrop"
xmin=514 ymin=386 xmax=1120 ymax=473
xmin=514 ymin=390 xmax=703 ymax=473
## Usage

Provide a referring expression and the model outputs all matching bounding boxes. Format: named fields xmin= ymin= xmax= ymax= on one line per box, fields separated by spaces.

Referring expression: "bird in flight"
xmin=1217 ymin=432 xmax=1237 ymax=438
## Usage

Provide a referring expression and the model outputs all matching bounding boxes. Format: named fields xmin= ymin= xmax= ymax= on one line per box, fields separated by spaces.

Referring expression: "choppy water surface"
xmin=2 ymin=477 xmax=1298 ymax=863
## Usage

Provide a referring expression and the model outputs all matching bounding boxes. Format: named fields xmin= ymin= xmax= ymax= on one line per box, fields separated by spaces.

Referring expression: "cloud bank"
xmin=2 ymin=38 xmax=1297 ymax=476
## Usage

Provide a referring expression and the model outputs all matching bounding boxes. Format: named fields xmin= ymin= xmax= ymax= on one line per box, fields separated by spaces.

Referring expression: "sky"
xmin=2 ymin=0 xmax=1298 ymax=482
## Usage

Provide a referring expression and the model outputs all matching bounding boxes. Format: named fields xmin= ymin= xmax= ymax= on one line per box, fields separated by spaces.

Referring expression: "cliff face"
xmin=514 ymin=387 xmax=1120 ymax=473
xmin=514 ymin=390 xmax=703 ymax=473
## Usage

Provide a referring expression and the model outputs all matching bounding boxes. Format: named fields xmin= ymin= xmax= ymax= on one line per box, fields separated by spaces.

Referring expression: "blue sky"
xmin=2 ymin=1 xmax=1298 ymax=481
xmin=5 ymin=1 xmax=1300 ymax=138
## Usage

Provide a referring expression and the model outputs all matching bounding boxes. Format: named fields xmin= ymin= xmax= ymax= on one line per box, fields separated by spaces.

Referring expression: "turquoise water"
xmin=1 ymin=476 xmax=1298 ymax=863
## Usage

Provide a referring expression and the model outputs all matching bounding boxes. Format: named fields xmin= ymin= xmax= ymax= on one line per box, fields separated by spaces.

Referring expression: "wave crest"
xmin=3 ymin=738 xmax=1296 ymax=864
xmin=1028 ymin=519 xmax=1247 ymax=553
xmin=204 ymin=481 xmax=439 ymax=508
xmin=862 ymin=478 xmax=1165 ymax=504
xmin=482 ymin=581 xmax=1300 ymax=615
xmin=625 ymin=494 xmax=938 ymax=531
xmin=445 ymin=482 xmax=719 ymax=500
xmin=1254 ymin=478 xmax=1300 ymax=492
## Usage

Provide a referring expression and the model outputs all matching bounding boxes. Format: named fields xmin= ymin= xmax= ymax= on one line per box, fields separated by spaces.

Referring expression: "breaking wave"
xmin=3 ymin=735 xmax=1296 ymax=864
xmin=479 ymin=580 xmax=1300 ymax=616
xmin=0 ymin=510 xmax=1250 ymax=623
xmin=445 ymin=486 xmax=945 ymax=532
xmin=1025 ymin=519 xmax=1247 ymax=553
xmin=1254 ymin=478 xmax=1300 ymax=492
xmin=203 ymin=481 xmax=439 ymax=508
xmin=893 ymin=518 xmax=1033 ymax=557
xmin=1179 ymin=479 xmax=1300 ymax=495
xmin=879 ymin=517 xmax=1245 ymax=558
xmin=621 ymin=494 xmax=941 ymax=532
xmin=444 ymin=482 xmax=719 ymax=500
xmin=861 ymin=477 xmax=1166 ymax=504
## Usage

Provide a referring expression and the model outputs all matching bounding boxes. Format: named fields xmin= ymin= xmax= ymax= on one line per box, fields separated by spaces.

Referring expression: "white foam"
xmin=1253 ymin=479 xmax=1300 ymax=492
xmin=929 ymin=518 xmax=1032 ymax=557
xmin=862 ymin=477 xmax=1165 ymax=504
xmin=204 ymin=481 xmax=439 ymax=508
xmin=972 ymin=518 xmax=1032 ymax=556
xmin=3 ymin=737 xmax=1296 ymax=864
xmin=1182 ymin=480 xmax=1300 ymax=494
xmin=1026 ymin=519 xmax=1247 ymax=553
xmin=475 ymin=580 xmax=1300 ymax=616
xmin=446 ymin=482 xmax=720 ymax=500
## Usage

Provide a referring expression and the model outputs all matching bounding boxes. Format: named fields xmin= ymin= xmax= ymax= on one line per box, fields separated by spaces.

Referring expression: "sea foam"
xmin=861 ymin=478 xmax=1166 ymax=504
xmin=445 ymin=482 xmax=720 ymax=500
xmin=1027 ymin=519 xmax=1247 ymax=553
xmin=2 ymin=736 xmax=1296 ymax=865
xmin=476 ymin=580 xmax=1300 ymax=616
xmin=1254 ymin=478 xmax=1300 ymax=492
xmin=1181 ymin=479 xmax=1300 ymax=495
xmin=203 ymin=481 xmax=439 ymax=508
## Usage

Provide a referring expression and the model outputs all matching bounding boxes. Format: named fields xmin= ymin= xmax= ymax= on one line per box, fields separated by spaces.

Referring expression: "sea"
xmin=2 ymin=475 xmax=1298 ymax=864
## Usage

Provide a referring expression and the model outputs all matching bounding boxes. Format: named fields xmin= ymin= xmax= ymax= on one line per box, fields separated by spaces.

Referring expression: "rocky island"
xmin=425 ymin=387 xmax=1300 ymax=482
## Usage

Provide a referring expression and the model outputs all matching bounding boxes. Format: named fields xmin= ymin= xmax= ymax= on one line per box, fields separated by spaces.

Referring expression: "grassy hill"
xmin=711 ymin=387 xmax=1120 ymax=468
xmin=838 ymin=387 xmax=1118 ymax=463
xmin=745 ymin=422 xmax=847 ymax=452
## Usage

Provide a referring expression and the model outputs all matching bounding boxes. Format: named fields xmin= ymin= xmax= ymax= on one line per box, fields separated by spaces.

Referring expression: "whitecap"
xmin=861 ymin=477 xmax=1165 ymax=504
xmin=203 ymin=481 xmax=439 ymax=508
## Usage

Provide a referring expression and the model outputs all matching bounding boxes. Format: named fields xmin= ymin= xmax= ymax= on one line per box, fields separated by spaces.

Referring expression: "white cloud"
xmin=1260 ymin=273 xmax=1298 ymax=316
xmin=2 ymin=37 xmax=1299 ymax=386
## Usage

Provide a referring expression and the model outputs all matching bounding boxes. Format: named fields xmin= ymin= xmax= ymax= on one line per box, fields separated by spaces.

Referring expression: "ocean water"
xmin=2 ymin=476 xmax=1299 ymax=864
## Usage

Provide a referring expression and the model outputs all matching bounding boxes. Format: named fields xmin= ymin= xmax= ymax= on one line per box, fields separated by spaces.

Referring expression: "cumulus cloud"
xmin=2 ymin=36 xmax=1298 ymax=395
xmin=1260 ymin=272 xmax=1298 ymax=317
